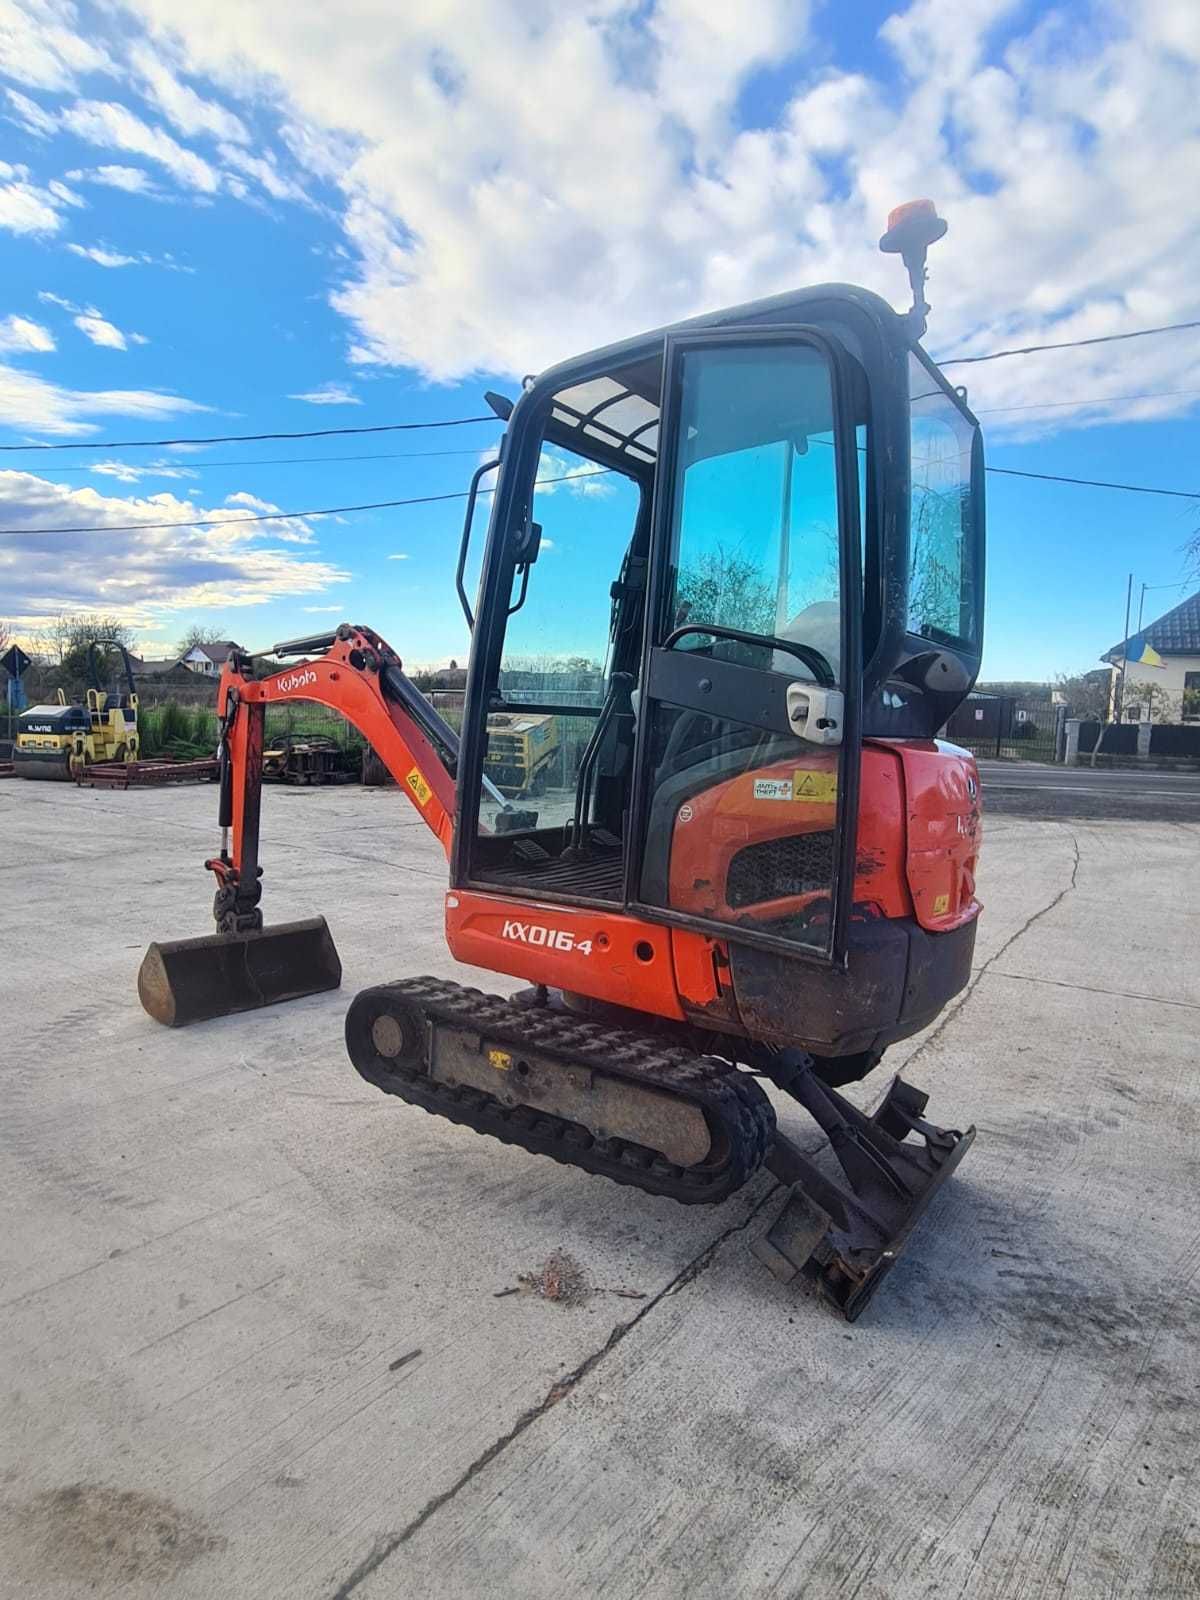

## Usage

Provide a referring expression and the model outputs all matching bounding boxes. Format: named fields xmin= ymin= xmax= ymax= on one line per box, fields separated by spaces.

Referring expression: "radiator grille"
xmin=726 ymin=830 xmax=835 ymax=909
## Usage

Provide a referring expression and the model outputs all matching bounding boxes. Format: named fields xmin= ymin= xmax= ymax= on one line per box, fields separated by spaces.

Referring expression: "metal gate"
xmin=943 ymin=695 xmax=1062 ymax=761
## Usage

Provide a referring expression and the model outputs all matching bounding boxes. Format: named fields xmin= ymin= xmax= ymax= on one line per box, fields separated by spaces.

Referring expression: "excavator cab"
xmin=450 ymin=279 xmax=982 ymax=1063
xmin=140 ymin=205 xmax=987 ymax=1319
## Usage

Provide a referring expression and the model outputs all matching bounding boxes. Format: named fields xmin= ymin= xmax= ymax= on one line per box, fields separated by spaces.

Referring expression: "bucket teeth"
xmin=138 ymin=916 xmax=341 ymax=1027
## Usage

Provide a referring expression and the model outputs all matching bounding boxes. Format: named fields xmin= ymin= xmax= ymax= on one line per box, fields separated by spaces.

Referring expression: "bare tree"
xmin=1185 ymin=519 xmax=1200 ymax=581
xmin=176 ymin=624 xmax=226 ymax=659
xmin=1052 ymin=670 xmax=1109 ymax=721
xmin=675 ymin=548 xmax=776 ymax=638
xmin=1121 ymin=678 xmax=1178 ymax=723
xmin=909 ymin=483 xmax=966 ymax=637
xmin=30 ymin=613 xmax=136 ymax=699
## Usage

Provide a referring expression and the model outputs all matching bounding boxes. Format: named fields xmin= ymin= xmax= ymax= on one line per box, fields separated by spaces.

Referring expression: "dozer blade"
xmin=138 ymin=917 xmax=341 ymax=1027
xmin=755 ymin=1068 xmax=975 ymax=1322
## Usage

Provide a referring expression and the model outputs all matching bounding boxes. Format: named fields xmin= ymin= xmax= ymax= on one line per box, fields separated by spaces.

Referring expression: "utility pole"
xmin=1114 ymin=571 xmax=1133 ymax=725
xmin=1094 ymin=572 xmax=1132 ymax=769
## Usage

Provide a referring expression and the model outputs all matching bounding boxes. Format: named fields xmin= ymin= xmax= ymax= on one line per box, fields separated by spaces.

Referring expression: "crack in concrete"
xmin=327 ymin=1184 xmax=781 ymax=1598
xmin=904 ymin=828 xmax=1080 ymax=1072
xmin=986 ymin=968 xmax=1200 ymax=1012
xmin=325 ymin=831 xmax=1082 ymax=1595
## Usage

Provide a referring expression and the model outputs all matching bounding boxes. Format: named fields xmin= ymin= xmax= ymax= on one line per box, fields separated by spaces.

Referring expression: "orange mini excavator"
xmin=140 ymin=203 xmax=984 ymax=1319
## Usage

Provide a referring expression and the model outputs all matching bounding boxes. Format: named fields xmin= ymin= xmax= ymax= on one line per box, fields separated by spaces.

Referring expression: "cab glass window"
xmin=909 ymin=353 xmax=978 ymax=647
xmin=663 ymin=344 xmax=843 ymax=686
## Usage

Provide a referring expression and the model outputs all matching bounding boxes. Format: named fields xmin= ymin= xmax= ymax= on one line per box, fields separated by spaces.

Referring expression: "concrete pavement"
xmin=1 ymin=780 xmax=1197 ymax=1598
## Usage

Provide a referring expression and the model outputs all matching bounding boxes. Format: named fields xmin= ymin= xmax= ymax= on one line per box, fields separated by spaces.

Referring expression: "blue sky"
xmin=1 ymin=0 xmax=1198 ymax=677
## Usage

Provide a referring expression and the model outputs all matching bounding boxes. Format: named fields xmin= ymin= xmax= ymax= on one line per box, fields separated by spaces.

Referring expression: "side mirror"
xmin=455 ymin=458 xmax=500 ymax=629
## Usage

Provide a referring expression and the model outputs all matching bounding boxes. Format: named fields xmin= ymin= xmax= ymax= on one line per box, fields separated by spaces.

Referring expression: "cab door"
xmin=630 ymin=328 xmax=862 ymax=963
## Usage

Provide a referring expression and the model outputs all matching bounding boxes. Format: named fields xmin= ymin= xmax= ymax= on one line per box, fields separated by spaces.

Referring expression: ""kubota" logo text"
xmin=277 ymin=668 xmax=317 ymax=693
xmin=502 ymin=920 xmax=593 ymax=955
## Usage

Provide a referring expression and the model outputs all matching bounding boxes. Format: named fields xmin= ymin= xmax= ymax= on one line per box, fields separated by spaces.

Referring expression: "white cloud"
xmin=129 ymin=42 xmax=249 ymax=143
xmin=0 ymin=468 xmax=349 ymax=632
xmin=0 ymin=359 xmax=209 ymax=435
xmin=536 ymin=448 xmax=613 ymax=498
xmin=5 ymin=87 xmax=57 ymax=135
xmin=217 ymin=141 xmax=306 ymax=202
xmin=61 ymin=99 xmax=221 ymax=192
xmin=73 ymin=309 xmax=142 ymax=349
xmin=67 ymin=243 xmax=138 ymax=267
xmin=288 ymin=381 xmax=360 ymax=405
xmin=302 ymin=603 xmax=342 ymax=612
xmin=66 ymin=239 xmax=193 ymax=271
xmin=93 ymin=0 xmax=1200 ymax=442
xmin=0 ymin=314 xmax=55 ymax=353
xmin=46 ymin=178 xmax=85 ymax=207
xmin=0 ymin=161 xmax=86 ymax=236
xmin=0 ymin=177 xmax=65 ymax=234
xmin=223 ymin=489 xmax=311 ymax=541
xmin=0 ymin=0 xmax=1192 ymax=443
xmin=89 ymin=458 xmax=198 ymax=482
xmin=386 ymin=551 xmax=409 ymax=560
xmin=57 ymin=94 xmax=305 ymax=205
xmin=0 ymin=0 xmax=115 ymax=92
xmin=67 ymin=163 xmax=159 ymax=194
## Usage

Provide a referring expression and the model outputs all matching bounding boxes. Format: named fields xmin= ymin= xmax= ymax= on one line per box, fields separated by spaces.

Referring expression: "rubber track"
xmin=347 ymin=975 xmax=775 ymax=1205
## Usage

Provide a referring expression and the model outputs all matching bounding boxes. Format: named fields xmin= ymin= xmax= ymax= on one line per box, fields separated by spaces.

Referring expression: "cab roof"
xmin=532 ymin=283 xmax=909 ymax=474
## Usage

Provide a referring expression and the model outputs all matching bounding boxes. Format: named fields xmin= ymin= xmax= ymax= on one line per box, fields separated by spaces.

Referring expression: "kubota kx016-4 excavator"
xmin=139 ymin=203 xmax=984 ymax=1319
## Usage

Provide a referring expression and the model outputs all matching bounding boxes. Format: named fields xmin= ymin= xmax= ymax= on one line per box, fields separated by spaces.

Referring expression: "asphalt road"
xmin=979 ymin=759 xmax=1200 ymax=821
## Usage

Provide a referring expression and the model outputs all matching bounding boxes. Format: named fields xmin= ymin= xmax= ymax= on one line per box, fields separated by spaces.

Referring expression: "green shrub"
xmin=140 ymin=702 xmax=219 ymax=760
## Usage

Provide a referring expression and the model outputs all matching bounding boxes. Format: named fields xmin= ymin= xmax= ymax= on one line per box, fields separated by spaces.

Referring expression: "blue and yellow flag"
xmin=1123 ymin=633 xmax=1166 ymax=668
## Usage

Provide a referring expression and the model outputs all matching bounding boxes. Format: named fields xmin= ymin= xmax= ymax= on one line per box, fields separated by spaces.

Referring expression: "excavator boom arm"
xmin=137 ymin=625 xmax=459 ymax=1028
xmin=217 ymin=628 xmax=457 ymax=898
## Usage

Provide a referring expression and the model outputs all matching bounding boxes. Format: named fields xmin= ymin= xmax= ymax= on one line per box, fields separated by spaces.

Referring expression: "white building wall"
xmin=1110 ymin=654 xmax=1200 ymax=718
xmin=182 ymin=647 xmax=216 ymax=674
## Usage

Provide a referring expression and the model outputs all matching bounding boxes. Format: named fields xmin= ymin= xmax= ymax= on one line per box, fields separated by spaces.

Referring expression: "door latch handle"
xmin=786 ymin=684 xmax=844 ymax=746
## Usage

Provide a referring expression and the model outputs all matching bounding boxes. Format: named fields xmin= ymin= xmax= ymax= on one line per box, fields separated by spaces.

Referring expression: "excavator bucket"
xmin=137 ymin=917 xmax=341 ymax=1028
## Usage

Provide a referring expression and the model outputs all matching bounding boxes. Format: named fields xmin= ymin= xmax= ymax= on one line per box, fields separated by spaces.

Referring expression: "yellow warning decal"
xmin=487 ymin=1049 xmax=513 ymax=1072
xmin=932 ymin=892 xmax=950 ymax=915
xmin=792 ymin=769 xmax=838 ymax=804
xmin=405 ymin=766 xmax=433 ymax=806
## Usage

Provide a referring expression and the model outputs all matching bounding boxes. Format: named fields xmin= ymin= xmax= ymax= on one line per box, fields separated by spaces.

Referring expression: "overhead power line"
xmin=0 ymin=416 xmax=496 ymax=453
xmin=1 ymin=318 xmax=1197 ymax=455
xmin=4 ymin=458 xmax=1197 ymax=539
xmin=4 ymin=489 xmax=471 ymax=536
xmin=975 ymin=386 xmax=1200 ymax=416
xmin=0 ymin=468 xmax=610 ymax=537
xmin=938 ymin=319 xmax=1200 ymax=368
xmin=986 ymin=465 xmax=1199 ymax=499
xmin=1 ymin=446 xmax=487 ymax=475
xmin=9 ymin=389 xmax=1197 ymax=474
